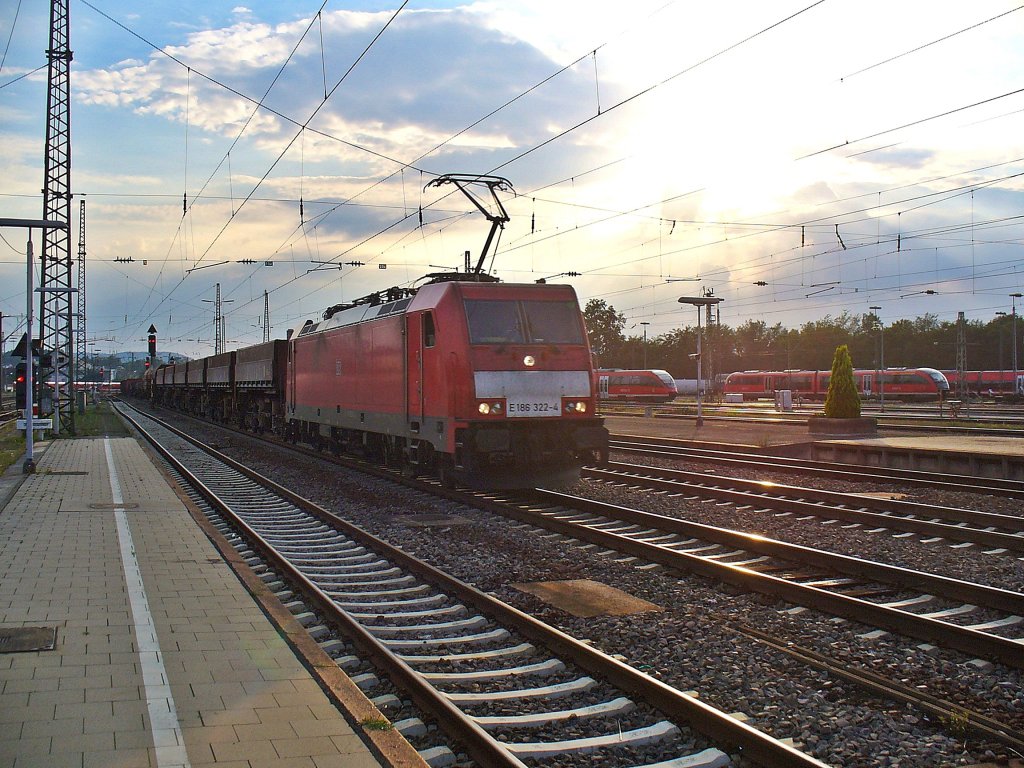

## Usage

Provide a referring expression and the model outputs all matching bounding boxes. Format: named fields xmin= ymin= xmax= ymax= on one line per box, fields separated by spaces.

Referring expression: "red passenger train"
xmin=595 ymin=369 xmax=678 ymax=403
xmin=139 ymin=273 xmax=608 ymax=489
xmin=941 ymin=370 xmax=1024 ymax=395
xmin=723 ymin=367 xmax=949 ymax=401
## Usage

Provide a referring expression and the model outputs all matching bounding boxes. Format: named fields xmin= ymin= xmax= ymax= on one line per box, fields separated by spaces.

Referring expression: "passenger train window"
xmin=423 ymin=312 xmax=436 ymax=348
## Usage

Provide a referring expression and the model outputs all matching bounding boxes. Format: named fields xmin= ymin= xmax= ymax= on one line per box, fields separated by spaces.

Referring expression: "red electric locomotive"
xmin=287 ymin=274 xmax=607 ymax=487
xmin=148 ymin=274 xmax=608 ymax=489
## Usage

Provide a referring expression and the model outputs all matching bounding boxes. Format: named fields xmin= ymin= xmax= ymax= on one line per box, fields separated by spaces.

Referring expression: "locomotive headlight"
xmin=574 ymin=401 xmax=587 ymax=413
xmin=492 ymin=402 xmax=503 ymax=413
xmin=478 ymin=402 xmax=491 ymax=414
xmin=523 ymin=355 xmax=535 ymax=367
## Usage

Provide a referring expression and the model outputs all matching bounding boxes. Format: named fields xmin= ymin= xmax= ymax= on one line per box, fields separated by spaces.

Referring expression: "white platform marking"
xmin=106 ymin=439 xmax=191 ymax=768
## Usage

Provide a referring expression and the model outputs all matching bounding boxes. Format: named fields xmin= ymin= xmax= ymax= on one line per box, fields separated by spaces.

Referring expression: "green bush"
xmin=823 ymin=344 xmax=861 ymax=418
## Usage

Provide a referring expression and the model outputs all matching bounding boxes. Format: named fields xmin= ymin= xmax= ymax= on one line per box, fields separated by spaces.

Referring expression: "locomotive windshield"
xmin=465 ymin=299 xmax=585 ymax=345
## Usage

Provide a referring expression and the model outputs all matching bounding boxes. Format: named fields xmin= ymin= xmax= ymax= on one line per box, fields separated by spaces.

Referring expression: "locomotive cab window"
xmin=464 ymin=299 xmax=584 ymax=345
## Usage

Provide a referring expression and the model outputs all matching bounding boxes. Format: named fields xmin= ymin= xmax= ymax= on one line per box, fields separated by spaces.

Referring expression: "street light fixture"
xmin=869 ymin=306 xmax=884 ymax=412
xmin=678 ymin=295 xmax=723 ymax=428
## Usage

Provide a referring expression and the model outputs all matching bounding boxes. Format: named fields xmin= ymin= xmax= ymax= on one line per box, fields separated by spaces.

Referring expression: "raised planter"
xmin=807 ymin=415 xmax=878 ymax=437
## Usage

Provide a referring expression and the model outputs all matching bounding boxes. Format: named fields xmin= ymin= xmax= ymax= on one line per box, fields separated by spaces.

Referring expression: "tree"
xmin=823 ymin=344 xmax=861 ymax=418
xmin=582 ymin=299 xmax=626 ymax=365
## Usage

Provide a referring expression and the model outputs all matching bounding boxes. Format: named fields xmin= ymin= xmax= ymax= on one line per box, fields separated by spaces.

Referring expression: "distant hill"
xmin=111 ymin=351 xmax=190 ymax=364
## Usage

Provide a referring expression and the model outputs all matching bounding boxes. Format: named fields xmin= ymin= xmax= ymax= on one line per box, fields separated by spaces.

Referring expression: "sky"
xmin=2 ymin=0 xmax=1023 ymax=362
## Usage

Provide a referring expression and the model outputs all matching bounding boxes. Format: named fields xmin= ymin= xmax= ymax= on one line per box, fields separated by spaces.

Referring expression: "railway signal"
xmin=148 ymin=325 xmax=157 ymax=367
xmin=15 ymin=363 xmax=27 ymax=410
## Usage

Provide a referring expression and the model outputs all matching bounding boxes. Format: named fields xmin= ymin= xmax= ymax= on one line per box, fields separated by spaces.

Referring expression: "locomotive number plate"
xmin=506 ymin=398 xmax=561 ymax=417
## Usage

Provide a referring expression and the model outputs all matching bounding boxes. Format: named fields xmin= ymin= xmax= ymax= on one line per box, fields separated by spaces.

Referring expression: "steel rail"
xmin=609 ymin=436 xmax=1024 ymax=499
xmin=584 ymin=462 xmax=1024 ymax=553
xmin=730 ymin=623 xmax=1024 ymax=755
xmin=117 ymin=402 xmax=830 ymax=768
xmin=117 ymin=406 xmax=528 ymax=768
xmin=600 ymin=459 xmax=1024 ymax=531
xmin=483 ymin=489 xmax=1024 ymax=669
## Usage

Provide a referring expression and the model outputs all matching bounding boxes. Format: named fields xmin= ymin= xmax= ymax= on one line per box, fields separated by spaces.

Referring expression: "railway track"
xmin=114 ymin=401 xmax=827 ymax=768
xmin=461 ymin=488 xmax=1024 ymax=671
xmin=610 ymin=436 xmax=1024 ymax=499
xmin=583 ymin=460 xmax=1024 ymax=555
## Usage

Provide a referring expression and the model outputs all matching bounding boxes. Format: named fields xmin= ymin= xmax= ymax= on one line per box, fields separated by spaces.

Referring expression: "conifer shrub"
xmin=823 ymin=344 xmax=861 ymax=418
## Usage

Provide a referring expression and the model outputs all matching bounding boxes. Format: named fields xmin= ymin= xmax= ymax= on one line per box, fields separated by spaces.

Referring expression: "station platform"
xmin=0 ymin=437 xmax=422 ymax=768
xmin=603 ymin=414 xmax=1024 ymax=480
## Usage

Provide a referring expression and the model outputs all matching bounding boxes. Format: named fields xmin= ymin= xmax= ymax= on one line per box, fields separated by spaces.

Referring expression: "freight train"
xmin=127 ymin=273 xmax=609 ymax=489
xmin=723 ymin=367 xmax=949 ymax=401
xmin=595 ymin=369 xmax=678 ymax=403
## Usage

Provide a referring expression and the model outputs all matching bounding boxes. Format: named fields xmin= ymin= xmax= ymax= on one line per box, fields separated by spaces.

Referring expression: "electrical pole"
xmin=215 ymin=283 xmax=222 ymax=354
xmin=956 ymin=311 xmax=968 ymax=417
xmin=203 ymin=283 xmax=232 ymax=354
xmin=263 ymin=290 xmax=270 ymax=343
xmin=39 ymin=0 xmax=75 ymax=434
xmin=640 ymin=322 xmax=649 ymax=368
xmin=869 ymin=306 xmax=884 ymax=412
xmin=1012 ymin=293 xmax=1022 ymax=394
xmin=75 ymin=199 xmax=86 ymax=415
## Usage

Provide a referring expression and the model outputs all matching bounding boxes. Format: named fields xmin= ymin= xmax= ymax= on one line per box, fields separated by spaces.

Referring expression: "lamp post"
xmin=996 ymin=311 xmax=1007 ymax=388
xmin=678 ymin=295 xmax=723 ymax=428
xmin=0 ymin=218 xmax=68 ymax=474
xmin=1012 ymin=293 xmax=1023 ymax=394
xmin=869 ymin=306 xmax=884 ymax=412
xmin=640 ymin=322 xmax=650 ymax=369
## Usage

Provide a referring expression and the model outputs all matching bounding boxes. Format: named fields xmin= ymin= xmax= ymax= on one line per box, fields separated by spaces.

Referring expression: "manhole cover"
xmin=400 ymin=513 xmax=470 ymax=528
xmin=0 ymin=627 xmax=57 ymax=653
xmin=513 ymin=579 xmax=662 ymax=618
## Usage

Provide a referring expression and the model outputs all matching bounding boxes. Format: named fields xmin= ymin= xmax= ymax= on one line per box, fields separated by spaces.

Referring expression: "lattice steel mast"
xmin=263 ymin=290 xmax=270 ymax=343
xmin=75 ymin=199 xmax=86 ymax=410
xmin=39 ymin=0 xmax=74 ymax=433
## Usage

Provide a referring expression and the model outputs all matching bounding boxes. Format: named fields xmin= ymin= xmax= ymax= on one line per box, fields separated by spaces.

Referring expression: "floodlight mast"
xmin=426 ymin=174 xmax=513 ymax=274
xmin=678 ymin=295 xmax=723 ymax=428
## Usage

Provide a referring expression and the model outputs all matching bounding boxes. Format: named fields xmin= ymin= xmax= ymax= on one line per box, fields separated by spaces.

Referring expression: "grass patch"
xmin=0 ymin=422 xmax=26 ymax=475
xmin=73 ymin=401 xmax=130 ymax=437
xmin=359 ymin=717 xmax=393 ymax=731
xmin=0 ymin=400 xmax=128 ymax=474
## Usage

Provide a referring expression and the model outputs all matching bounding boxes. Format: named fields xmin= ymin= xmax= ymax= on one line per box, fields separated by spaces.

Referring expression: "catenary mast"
xmin=39 ymin=0 xmax=75 ymax=433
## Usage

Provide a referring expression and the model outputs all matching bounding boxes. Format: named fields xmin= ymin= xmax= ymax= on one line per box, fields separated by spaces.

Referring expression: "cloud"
xmin=854 ymin=146 xmax=936 ymax=170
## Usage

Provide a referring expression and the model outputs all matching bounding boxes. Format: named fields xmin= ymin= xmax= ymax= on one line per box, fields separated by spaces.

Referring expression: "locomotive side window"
xmin=423 ymin=312 xmax=436 ymax=348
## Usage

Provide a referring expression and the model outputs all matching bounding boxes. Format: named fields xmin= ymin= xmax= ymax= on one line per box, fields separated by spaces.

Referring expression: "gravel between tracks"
xmin=174 ymin=416 xmax=1023 ymax=768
